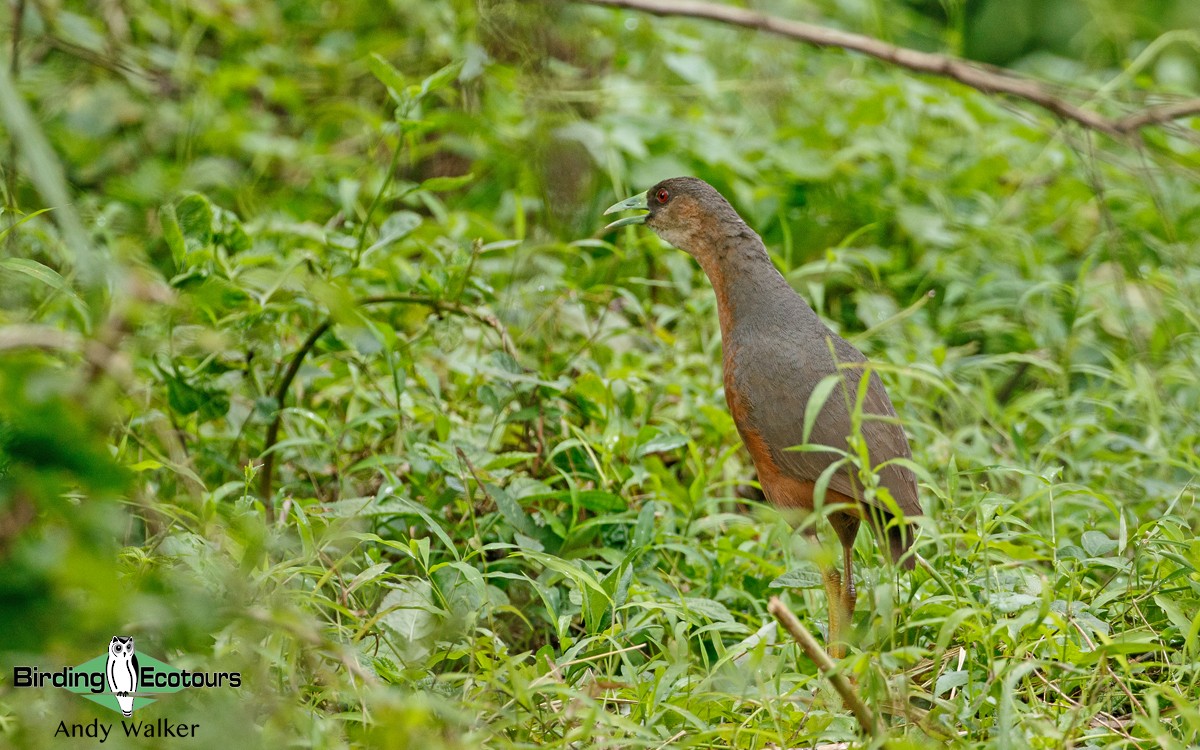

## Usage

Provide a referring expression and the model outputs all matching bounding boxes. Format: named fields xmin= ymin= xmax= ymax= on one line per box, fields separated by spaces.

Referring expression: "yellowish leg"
xmin=822 ymin=543 xmax=858 ymax=659
xmin=822 ymin=566 xmax=846 ymax=659
xmin=841 ymin=542 xmax=858 ymax=632
xmin=824 ymin=511 xmax=861 ymax=659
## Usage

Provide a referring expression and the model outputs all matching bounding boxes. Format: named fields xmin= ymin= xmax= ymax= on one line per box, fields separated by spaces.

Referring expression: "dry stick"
xmin=257 ymin=294 xmax=515 ymax=518
xmin=767 ymin=596 xmax=884 ymax=741
xmin=580 ymin=0 xmax=1200 ymax=137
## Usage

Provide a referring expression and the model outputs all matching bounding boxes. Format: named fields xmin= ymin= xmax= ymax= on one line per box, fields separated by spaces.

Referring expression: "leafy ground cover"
xmin=1 ymin=1 xmax=1199 ymax=748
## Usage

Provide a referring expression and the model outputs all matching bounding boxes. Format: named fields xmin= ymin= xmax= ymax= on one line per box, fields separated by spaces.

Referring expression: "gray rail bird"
xmin=605 ymin=177 xmax=921 ymax=657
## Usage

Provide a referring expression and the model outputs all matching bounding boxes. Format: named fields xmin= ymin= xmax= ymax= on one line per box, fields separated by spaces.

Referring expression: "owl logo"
xmin=106 ymin=636 xmax=139 ymax=717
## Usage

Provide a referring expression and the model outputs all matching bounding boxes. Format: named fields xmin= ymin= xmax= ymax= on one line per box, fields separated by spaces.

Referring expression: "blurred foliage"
xmin=1 ymin=0 xmax=1199 ymax=747
xmin=902 ymin=0 xmax=1200 ymax=71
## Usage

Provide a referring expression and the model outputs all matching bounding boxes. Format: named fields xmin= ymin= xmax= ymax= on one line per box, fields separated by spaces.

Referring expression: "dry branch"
xmin=768 ymin=596 xmax=884 ymax=740
xmin=581 ymin=0 xmax=1200 ymax=137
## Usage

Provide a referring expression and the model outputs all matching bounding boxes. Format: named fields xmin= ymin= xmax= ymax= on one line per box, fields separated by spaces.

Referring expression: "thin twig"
xmin=360 ymin=294 xmax=516 ymax=357
xmin=580 ymin=0 xmax=1200 ymax=137
xmin=768 ymin=596 xmax=884 ymax=740
xmin=258 ymin=319 xmax=333 ymax=520
xmin=1116 ymin=98 xmax=1200 ymax=133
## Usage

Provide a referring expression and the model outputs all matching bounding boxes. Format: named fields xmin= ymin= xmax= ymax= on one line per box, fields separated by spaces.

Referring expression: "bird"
xmin=106 ymin=635 xmax=139 ymax=717
xmin=605 ymin=177 xmax=921 ymax=657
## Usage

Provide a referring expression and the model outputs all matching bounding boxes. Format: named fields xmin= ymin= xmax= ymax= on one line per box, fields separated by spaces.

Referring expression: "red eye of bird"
xmin=655 ymin=188 xmax=670 ymax=204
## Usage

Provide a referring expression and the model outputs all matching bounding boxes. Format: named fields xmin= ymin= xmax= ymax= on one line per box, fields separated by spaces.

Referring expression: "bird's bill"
xmin=603 ymin=191 xmax=649 ymax=231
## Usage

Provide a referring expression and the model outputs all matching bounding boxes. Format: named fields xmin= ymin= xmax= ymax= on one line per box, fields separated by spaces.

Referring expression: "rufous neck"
xmin=692 ymin=232 xmax=788 ymax=338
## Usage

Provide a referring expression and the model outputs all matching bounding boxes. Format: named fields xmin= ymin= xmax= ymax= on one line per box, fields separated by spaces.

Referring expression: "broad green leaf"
xmin=770 ymin=565 xmax=824 ymax=589
xmin=176 ymin=194 xmax=213 ymax=250
xmin=1082 ymin=530 xmax=1117 ymax=557
xmin=634 ymin=432 xmax=689 ymax=458
xmin=488 ymin=482 xmax=544 ymax=540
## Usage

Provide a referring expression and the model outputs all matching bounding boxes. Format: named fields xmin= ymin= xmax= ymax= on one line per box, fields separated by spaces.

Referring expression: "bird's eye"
xmin=655 ymin=188 xmax=670 ymax=204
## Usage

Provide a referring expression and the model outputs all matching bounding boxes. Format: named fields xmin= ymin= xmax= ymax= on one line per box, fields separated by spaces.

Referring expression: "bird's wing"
xmin=749 ymin=336 xmax=920 ymax=518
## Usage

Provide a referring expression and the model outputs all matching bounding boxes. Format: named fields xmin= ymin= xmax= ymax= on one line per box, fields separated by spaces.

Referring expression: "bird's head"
xmin=604 ymin=177 xmax=746 ymax=258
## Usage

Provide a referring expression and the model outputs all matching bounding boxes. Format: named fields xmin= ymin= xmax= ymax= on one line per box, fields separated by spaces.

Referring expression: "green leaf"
xmin=801 ymin=373 xmax=842 ymax=442
xmin=632 ymin=501 xmax=656 ymax=549
xmin=934 ymin=670 xmax=969 ymax=697
xmin=683 ymin=597 xmax=734 ymax=623
xmin=376 ymin=495 xmax=460 ymax=560
xmin=989 ymin=592 xmax=1039 ymax=613
xmin=488 ymin=482 xmax=544 ymax=540
xmin=1081 ymin=530 xmax=1117 ymax=558
xmin=176 ymin=194 xmax=214 ymax=249
xmin=367 ymin=53 xmax=407 ymax=101
xmin=1083 ymin=630 xmax=1161 ymax=662
xmin=634 ymin=432 xmax=689 ymax=458
xmin=418 ymin=61 xmax=462 ymax=97
xmin=520 ymin=551 xmax=610 ymax=603
xmin=1153 ymin=593 xmax=1195 ymax=635
xmin=164 ymin=374 xmax=229 ymax=421
xmin=0 ymin=258 xmax=78 ymax=302
xmin=605 ymin=562 xmax=634 ymax=610
xmin=518 ymin=489 xmax=624 ymax=514
xmin=380 ymin=579 xmax=441 ymax=645
xmin=160 ymin=203 xmax=185 ymax=264
xmin=770 ymin=564 xmax=824 ymax=589
xmin=0 ymin=207 xmax=52 ymax=243
xmin=419 ymin=174 xmax=474 ymax=192
xmin=345 ymin=562 xmax=392 ymax=597
xmin=365 ymin=211 xmax=422 ymax=256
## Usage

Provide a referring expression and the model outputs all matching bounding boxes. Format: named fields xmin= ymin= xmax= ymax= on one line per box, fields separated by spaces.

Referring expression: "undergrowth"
xmin=1 ymin=1 xmax=1199 ymax=748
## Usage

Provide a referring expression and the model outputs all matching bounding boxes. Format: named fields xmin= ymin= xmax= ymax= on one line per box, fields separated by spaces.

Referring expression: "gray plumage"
xmin=631 ymin=176 xmax=920 ymax=565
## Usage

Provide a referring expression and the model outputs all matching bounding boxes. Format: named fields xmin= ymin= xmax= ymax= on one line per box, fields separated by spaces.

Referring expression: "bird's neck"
xmin=693 ymin=231 xmax=797 ymax=339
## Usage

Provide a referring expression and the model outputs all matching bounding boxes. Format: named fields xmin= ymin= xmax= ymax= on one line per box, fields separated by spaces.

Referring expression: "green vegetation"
xmin=2 ymin=1 xmax=1199 ymax=747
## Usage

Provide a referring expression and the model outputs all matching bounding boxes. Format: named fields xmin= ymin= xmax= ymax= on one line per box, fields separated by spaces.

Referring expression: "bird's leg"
xmin=841 ymin=540 xmax=857 ymax=627
xmin=822 ymin=565 xmax=846 ymax=660
xmin=827 ymin=511 xmax=861 ymax=658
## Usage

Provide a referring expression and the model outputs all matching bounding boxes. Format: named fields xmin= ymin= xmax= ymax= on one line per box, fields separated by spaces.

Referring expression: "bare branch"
xmin=768 ymin=596 xmax=884 ymax=740
xmin=1113 ymin=99 xmax=1200 ymax=133
xmin=581 ymin=0 xmax=1200 ymax=136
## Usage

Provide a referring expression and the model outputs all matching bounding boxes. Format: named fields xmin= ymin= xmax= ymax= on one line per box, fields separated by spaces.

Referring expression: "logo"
xmin=11 ymin=636 xmax=241 ymax=741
